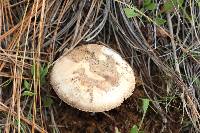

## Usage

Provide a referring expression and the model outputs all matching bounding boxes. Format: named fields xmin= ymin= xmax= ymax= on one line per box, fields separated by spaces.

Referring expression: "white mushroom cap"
xmin=50 ymin=44 xmax=135 ymax=112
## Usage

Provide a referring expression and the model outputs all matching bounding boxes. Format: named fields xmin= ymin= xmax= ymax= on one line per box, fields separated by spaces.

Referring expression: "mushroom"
xmin=50 ymin=44 xmax=135 ymax=112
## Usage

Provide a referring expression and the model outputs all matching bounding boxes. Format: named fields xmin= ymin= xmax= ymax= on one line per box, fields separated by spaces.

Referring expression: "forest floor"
xmin=0 ymin=0 xmax=200 ymax=133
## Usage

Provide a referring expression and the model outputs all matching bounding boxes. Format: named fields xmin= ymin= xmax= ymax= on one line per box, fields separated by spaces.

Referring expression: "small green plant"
xmin=131 ymin=125 xmax=145 ymax=133
xmin=130 ymin=125 xmax=138 ymax=133
xmin=139 ymin=98 xmax=150 ymax=128
xmin=22 ymin=91 xmax=36 ymax=97
xmin=31 ymin=64 xmax=49 ymax=85
xmin=123 ymin=1 xmax=166 ymax=26
xmin=163 ymin=0 xmax=183 ymax=12
xmin=31 ymin=64 xmax=51 ymax=107
xmin=31 ymin=63 xmax=36 ymax=77
xmin=40 ymin=64 xmax=49 ymax=85
xmin=123 ymin=0 xmax=157 ymax=18
xmin=144 ymin=0 xmax=157 ymax=10
xmin=23 ymin=80 xmax=30 ymax=90
xmin=22 ymin=80 xmax=36 ymax=96
xmin=130 ymin=98 xmax=150 ymax=133
xmin=155 ymin=17 xmax=166 ymax=25
xmin=14 ymin=119 xmax=29 ymax=133
xmin=124 ymin=7 xmax=139 ymax=18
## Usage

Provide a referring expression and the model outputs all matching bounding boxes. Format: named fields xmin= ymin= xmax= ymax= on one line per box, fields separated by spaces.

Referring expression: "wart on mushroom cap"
xmin=50 ymin=44 xmax=135 ymax=112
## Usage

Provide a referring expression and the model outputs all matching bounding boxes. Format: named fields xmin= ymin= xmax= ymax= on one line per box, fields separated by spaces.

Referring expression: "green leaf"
xmin=144 ymin=0 xmax=151 ymax=6
xmin=43 ymin=97 xmax=53 ymax=107
xmin=142 ymin=99 xmax=150 ymax=113
xmin=124 ymin=8 xmax=139 ymax=18
xmin=31 ymin=64 xmax=49 ymax=85
xmin=130 ymin=125 xmax=138 ymax=133
xmin=31 ymin=64 xmax=35 ymax=76
xmin=40 ymin=65 xmax=49 ymax=85
xmin=23 ymin=80 xmax=30 ymax=90
xmin=177 ymin=0 xmax=184 ymax=7
xmin=163 ymin=0 xmax=183 ymax=12
xmin=163 ymin=1 xmax=174 ymax=12
xmin=14 ymin=119 xmax=27 ymax=133
xmin=145 ymin=3 xmax=156 ymax=10
xmin=155 ymin=17 xmax=166 ymax=25
xmin=22 ymin=91 xmax=36 ymax=96
xmin=40 ymin=65 xmax=48 ymax=79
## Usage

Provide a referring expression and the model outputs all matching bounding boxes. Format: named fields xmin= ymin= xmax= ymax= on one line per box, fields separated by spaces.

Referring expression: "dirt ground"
xmin=48 ymin=85 xmax=182 ymax=133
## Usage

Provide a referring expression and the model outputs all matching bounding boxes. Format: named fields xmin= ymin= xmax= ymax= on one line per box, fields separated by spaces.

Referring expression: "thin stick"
xmin=166 ymin=13 xmax=181 ymax=76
